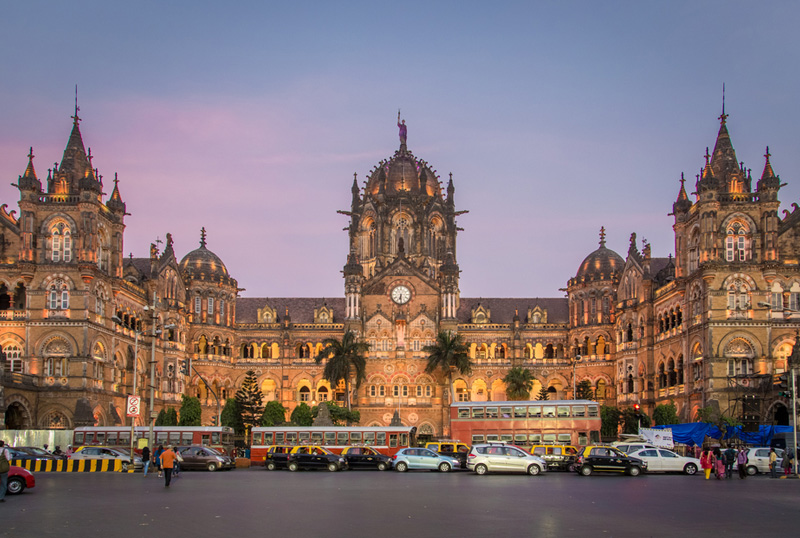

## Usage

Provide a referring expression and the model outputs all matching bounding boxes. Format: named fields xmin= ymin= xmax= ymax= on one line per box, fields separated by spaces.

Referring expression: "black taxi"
xmin=340 ymin=446 xmax=392 ymax=470
xmin=264 ymin=444 xmax=294 ymax=470
xmin=287 ymin=445 xmax=347 ymax=472
xmin=575 ymin=445 xmax=647 ymax=476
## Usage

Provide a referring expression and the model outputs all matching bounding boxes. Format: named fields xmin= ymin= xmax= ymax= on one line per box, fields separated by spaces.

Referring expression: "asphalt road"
xmin=2 ymin=468 xmax=798 ymax=538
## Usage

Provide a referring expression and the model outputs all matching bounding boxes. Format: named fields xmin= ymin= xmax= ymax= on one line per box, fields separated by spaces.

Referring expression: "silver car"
xmin=71 ymin=446 xmax=143 ymax=471
xmin=467 ymin=443 xmax=547 ymax=475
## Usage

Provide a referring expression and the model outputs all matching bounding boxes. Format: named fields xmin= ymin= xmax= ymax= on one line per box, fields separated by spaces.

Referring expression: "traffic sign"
xmin=126 ymin=395 xmax=141 ymax=417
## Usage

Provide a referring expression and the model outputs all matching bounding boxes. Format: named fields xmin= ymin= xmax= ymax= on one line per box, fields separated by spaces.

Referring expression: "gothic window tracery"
xmin=725 ymin=222 xmax=750 ymax=262
xmin=48 ymin=279 xmax=70 ymax=310
xmin=50 ymin=222 xmax=72 ymax=263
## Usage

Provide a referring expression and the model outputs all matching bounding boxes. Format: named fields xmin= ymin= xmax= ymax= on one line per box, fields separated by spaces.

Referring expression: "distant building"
xmin=0 ymin=106 xmax=795 ymax=436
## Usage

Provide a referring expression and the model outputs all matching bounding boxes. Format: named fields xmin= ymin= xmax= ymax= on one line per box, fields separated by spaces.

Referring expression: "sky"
xmin=1 ymin=1 xmax=798 ymax=300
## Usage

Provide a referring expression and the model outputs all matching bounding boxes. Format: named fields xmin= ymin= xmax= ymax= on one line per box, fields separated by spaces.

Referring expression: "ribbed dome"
xmin=573 ymin=229 xmax=623 ymax=283
xmin=365 ymin=148 xmax=440 ymax=198
xmin=179 ymin=229 xmax=233 ymax=284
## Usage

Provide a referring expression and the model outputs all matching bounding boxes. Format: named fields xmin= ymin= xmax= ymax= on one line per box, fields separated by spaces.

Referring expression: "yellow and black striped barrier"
xmin=11 ymin=459 xmax=131 ymax=472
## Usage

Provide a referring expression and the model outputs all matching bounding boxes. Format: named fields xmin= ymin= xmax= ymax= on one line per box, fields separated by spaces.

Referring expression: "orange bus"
xmin=73 ymin=426 xmax=236 ymax=456
xmin=450 ymin=400 xmax=601 ymax=448
xmin=250 ymin=426 xmax=416 ymax=464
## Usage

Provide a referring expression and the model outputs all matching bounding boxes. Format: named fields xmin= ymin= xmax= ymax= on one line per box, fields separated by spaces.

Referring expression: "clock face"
xmin=391 ymin=285 xmax=411 ymax=305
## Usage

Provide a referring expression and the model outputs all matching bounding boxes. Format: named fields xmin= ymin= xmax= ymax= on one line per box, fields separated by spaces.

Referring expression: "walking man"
xmin=736 ymin=446 xmax=748 ymax=479
xmin=161 ymin=445 xmax=176 ymax=488
xmin=0 ymin=440 xmax=11 ymax=503
xmin=141 ymin=445 xmax=151 ymax=477
xmin=724 ymin=445 xmax=736 ymax=478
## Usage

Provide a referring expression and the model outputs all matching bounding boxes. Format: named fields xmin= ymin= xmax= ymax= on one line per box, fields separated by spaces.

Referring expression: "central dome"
xmin=365 ymin=148 xmax=441 ymax=198
xmin=572 ymin=229 xmax=624 ymax=284
xmin=179 ymin=229 xmax=233 ymax=284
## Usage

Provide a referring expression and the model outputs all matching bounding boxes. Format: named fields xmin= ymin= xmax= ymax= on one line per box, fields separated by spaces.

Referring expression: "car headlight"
xmin=339 ymin=458 xmax=345 ymax=462
xmin=216 ymin=456 xmax=225 ymax=462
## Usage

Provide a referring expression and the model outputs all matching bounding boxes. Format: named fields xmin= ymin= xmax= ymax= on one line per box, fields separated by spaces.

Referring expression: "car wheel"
xmin=527 ymin=464 xmax=541 ymax=476
xmin=628 ymin=466 xmax=641 ymax=477
xmin=377 ymin=462 xmax=388 ymax=471
xmin=475 ymin=464 xmax=488 ymax=475
xmin=121 ymin=461 xmax=130 ymax=472
xmin=207 ymin=462 xmax=218 ymax=472
xmin=288 ymin=462 xmax=299 ymax=472
xmin=266 ymin=461 xmax=277 ymax=471
xmin=7 ymin=477 xmax=25 ymax=495
xmin=580 ymin=465 xmax=593 ymax=476
xmin=567 ymin=463 xmax=577 ymax=473
xmin=438 ymin=462 xmax=451 ymax=472
xmin=683 ymin=463 xmax=698 ymax=475
xmin=395 ymin=461 xmax=408 ymax=472
xmin=327 ymin=463 xmax=339 ymax=472
xmin=746 ymin=465 xmax=758 ymax=476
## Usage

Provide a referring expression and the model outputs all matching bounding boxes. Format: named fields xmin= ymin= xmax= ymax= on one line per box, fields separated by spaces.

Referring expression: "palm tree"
xmin=316 ymin=330 xmax=370 ymax=411
xmin=424 ymin=330 xmax=472 ymax=404
xmin=502 ymin=367 xmax=534 ymax=400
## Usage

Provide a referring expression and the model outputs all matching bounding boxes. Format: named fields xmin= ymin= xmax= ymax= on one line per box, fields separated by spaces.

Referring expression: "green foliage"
xmin=503 ymin=367 xmax=534 ymax=400
xmin=221 ymin=398 xmax=245 ymax=435
xmin=536 ymin=386 xmax=550 ymax=401
xmin=235 ymin=370 xmax=264 ymax=429
xmin=622 ymin=407 xmax=651 ymax=434
xmin=315 ymin=330 xmax=370 ymax=410
xmin=575 ymin=380 xmax=594 ymax=401
xmin=290 ymin=402 xmax=313 ymax=426
xmin=154 ymin=408 xmax=167 ymax=426
xmin=600 ymin=405 xmax=621 ymax=438
xmin=311 ymin=401 xmax=360 ymax=425
xmin=653 ymin=402 xmax=680 ymax=426
xmin=178 ymin=395 xmax=202 ymax=426
xmin=164 ymin=407 xmax=178 ymax=426
xmin=424 ymin=331 xmax=472 ymax=403
xmin=261 ymin=400 xmax=287 ymax=426
xmin=695 ymin=405 xmax=741 ymax=439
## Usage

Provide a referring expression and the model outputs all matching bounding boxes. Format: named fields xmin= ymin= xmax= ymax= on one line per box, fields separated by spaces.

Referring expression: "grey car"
xmin=175 ymin=445 xmax=235 ymax=471
xmin=467 ymin=444 xmax=548 ymax=475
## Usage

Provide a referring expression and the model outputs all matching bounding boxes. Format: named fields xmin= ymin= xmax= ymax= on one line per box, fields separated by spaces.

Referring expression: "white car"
xmin=628 ymin=448 xmax=701 ymax=475
xmin=744 ymin=447 xmax=785 ymax=475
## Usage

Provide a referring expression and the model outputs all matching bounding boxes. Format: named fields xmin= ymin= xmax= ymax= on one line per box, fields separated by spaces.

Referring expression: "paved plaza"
xmin=2 ymin=469 xmax=798 ymax=538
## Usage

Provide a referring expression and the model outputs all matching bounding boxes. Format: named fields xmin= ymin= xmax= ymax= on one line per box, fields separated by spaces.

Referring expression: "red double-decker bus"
xmin=450 ymin=400 xmax=601 ymax=448
xmin=73 ymin=426 xmax=235 ymax=456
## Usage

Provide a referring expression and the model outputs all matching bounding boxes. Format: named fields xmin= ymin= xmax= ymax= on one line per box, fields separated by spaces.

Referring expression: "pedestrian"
xmin=782 ymin=449 xmax=793 ymax=476
xmin=161 ymin=445 xmax=176 ymax=487
xmin=43 ymin=444 xmax=49 ymax=453
xmin=769 ymin=448 xmax=778 ymax=478
xmin=141 ymin=445 xmax=151 ymax=477
xmin=724 ymin=445 xmax=736 ymax=478
xmin=737 ymin=447 xmax=748 ymax=479
xmin=0 ymin=440 xmax=11 ymax=503
xmin=173 ymin=448 xmax=183 ymax=479
xmin=714 ymin=448 xmax=725 ymax=479
xmin=700 ymin=448 xmax=714 ymax=480
xmin=154 ymin=444 xmax=165 ymax=478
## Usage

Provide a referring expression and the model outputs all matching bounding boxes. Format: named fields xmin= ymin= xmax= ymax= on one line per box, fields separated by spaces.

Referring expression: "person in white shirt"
xmin=0 ymin=440 xmax=12 ymax=502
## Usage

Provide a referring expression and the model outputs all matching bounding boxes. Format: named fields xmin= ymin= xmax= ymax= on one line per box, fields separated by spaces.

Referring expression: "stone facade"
xmin=0 ymin=108 xmax=796 ymax=438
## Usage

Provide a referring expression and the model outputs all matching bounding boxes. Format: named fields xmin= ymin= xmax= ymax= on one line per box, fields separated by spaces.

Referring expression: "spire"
xmin=18 ymin=146 xmax=42 ymax=191
xmin=761 ymin=146 xmax=776 ymax=179
xmin=59 ymin=106 xmax=91 ymax=191
xmin=598 ymin=226 xmax=606 ymax=248
xmin=710 ymin=102 xmax=740 ymax=182
xmin=200 ymin=227 xmax=207 ymax=248
xmin=23 ymin=147 xmax=37 ymax=179
xmin=757 ymin=146 xmax=780 ymax=193
xmin=107 ymin=173 xmax=126 ymax=213
xmin=446 ymin=172 xmax=455 ymax=206
xmin=673 ymin=172 xmax=692 ymax=214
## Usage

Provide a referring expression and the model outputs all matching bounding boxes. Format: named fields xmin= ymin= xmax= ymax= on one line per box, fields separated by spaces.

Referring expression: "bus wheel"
xmin=475 ymin=464 xmax=488 ymax=475
xmin=377 ymin=462 xmax=388 ymax=471
xmin=288 ymin=462 xmax=299 ymax=472
xmin=266 ymin=461 xmax=277 ymax=471
xmin=395 ymin=462 xmax=408 ymax=472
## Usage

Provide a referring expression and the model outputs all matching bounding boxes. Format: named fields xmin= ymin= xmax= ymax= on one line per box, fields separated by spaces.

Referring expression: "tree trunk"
xmin=345 ymin=376 xmax=352 ymax=412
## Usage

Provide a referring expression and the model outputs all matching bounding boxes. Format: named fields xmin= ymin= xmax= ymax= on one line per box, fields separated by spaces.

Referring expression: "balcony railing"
xmin=0 ymin=309 xmax=27 ymax=320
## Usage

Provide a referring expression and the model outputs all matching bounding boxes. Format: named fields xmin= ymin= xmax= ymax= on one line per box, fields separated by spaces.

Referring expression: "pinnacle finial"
xmin=72 ymin=85 xmax=81 ymax=125
xmin=680 ymin=172 xmax=685 ymax=188
xmin=719 ymin=83 xmax=728 ymax=125
xmin=28 ymin=147 xmax=34 ymax=161
xmin=765 ymin=146 xmax=771 ymax=162
xmin=200 ymin=227 xmax=207 ymax=248
xmin=599 ymin=226 xmax=606 ymax=247
xmin=704 ymin=147 xmax=710 ymax=166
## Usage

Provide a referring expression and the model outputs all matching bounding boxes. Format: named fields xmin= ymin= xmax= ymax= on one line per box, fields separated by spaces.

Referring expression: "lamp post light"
xmin=113 ymin=315 xmax=139 ymax=459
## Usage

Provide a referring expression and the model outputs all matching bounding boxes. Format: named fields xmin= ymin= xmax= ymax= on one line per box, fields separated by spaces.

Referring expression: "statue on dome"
xmin=397 ymin=110 xmax=407 ymax=146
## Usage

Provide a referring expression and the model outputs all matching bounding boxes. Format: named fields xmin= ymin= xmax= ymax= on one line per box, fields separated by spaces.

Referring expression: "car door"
xmin=505 ymin=447 xmax=528 ymax=472
xmin=657 ymin=449 xmax=682 ymax=472
xmin=633 ymin=449 xmax=660 ymax=471
xmin=419 ymin=449 xmax=439 ymax=469
xmin=751 ymin=449 xmax=770 ymax=473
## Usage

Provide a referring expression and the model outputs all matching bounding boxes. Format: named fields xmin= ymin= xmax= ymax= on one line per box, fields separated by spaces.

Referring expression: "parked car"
xmin=6 ymin=466 xmax=35 ymax=495
xmin=530 ymin=445 xmax=579 ymax=471
xmin=424 ymin=441 xmax=471 ymax=470
xmin=340 ymin=446 xmax=392 ymax=470
xmin=612 ymin=442 xmax=658 ymax=454
xmin=392 ymin=448 xmax=459 ymax=472
xmin=745 ymin=447 xmax=786 ymax=475
xmin=467 ymin=443 xmax=548 ymax=476
xmin=175 ymin=445 xmax=235 ymax=471
xmin=70 ymin=446 xmax=143 ymax=471
xmin=7 ymin=447 xmax=62 ymax=462
xmin=287 ymin=446 xmax=347 ymax=472
xmin=575 ymin=446 xmax=647 ymax=476
xmin=263 ymin=445 xmax=295 ymax=471
xmin=628 ymin=448 xmax=700 ymax=475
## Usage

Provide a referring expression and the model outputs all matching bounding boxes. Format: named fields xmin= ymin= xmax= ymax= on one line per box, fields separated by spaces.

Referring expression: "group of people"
xmin=141 ymin=444 xmax=183 ymax=487
xmin=699 ymin=446 xmax=795 ymax=479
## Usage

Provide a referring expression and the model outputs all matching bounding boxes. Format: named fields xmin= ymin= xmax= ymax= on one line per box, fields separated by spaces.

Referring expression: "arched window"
xmin=771 ymin=282 xmax=784 ymax=310
xmin=318 ymin=386 xmax=329 ymax=402
xmin=48 ymin=280 xmax=69 ymax=310
xmin=93 ymin=342 xmax=106 ymax=380
xmin=4 ymin=343 xmax=22 ymax=373
xmin=676 ymin=356 xmax=684 ymax=385
xmin=298 ymin=386 xmax=311 ymax=402
xmin=688 ymin=231 xmax=700 ymax=273
xmin=50 ymin=222 xmax=72 ymax=262
xmin=727 ymin=279 xmax=750 ymax=311
xmin=667 ymin=358 xmax=676 ymax=386
xmin=627 ymin=374 xmax=634 ymax=394
xmin=725 ymin=222 xmax=750 ymax=262
xmin=658 ymin=363 xmax=667 ymax=389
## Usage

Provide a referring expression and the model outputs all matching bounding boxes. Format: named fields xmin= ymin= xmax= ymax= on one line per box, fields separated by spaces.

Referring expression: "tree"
xmin=536 ymin=386 xmax=550 ymax=401
xmin=622 ymin=407 xmax=651 ymax=434
xmin=311 ymin=401 xmax=360 ymax=425
xmin=164 ymin=407 xmax=178 ymax=426
xmin=154 ymin=408 xmax=167 ymax=426
xmin=261 ymin=400 xmax=287 ymax=426
xmin=601 ymin=405 xmax=621 ymax=439
xmin=235 ymin=370 xmax=264 ymax=429
xmin=424 ymin=330 xmax=472 ymax=404
xmin=290 ymin=402 xmax=313 ymax=426
xmin=221 ymin=398 xmax=245 ymax=435
xmin=696 ymin=405 xmax=741 ymax=440
xmin=315 ymin=330 xmax=370 ymax=411
xmin=178 ymin=395 xmax=202 ymax=426
xmin=575 ymin=380 xmax=594 ymax=401
xmin=503 ymin=367 xmax=534 ymax=400
xmin=653 ymin=402 xmax=679 ymax=426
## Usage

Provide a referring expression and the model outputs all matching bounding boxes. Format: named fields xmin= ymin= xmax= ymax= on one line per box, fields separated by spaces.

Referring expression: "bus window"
xmin=543 ymin=434 xmax=556 ymax=444
xmin=264 ymin=433 xmax=274 ymax=444
xmin=500 ymin=434 xmax=513 ymax=443
xmin=252 ymin=433 xmax=263 ymax=445
xmin=170 ymin=432 xmax=181 ymax=444
xmin=458 ymin=408 xmax=470 ymax=419
xmin=399 ymin=433 xmax=409 ymax=447
xmin=96 ymin=433 xmax=106 ymax=445
xmin=211 ymin=432 xmax=220 ymax=445
xmin=557 ymin=406 xmax=570 ymax=418
xmin=500 ymin=407 xmax=512 ymax=418
xmin=350 ymin=432 xmax=362 ymax=444
xmin=389 ymin=434 xmax=398 ymax=448
xmin=75 ymin=432 xmax=85 ymax=445
xmin=363 ymin=432 xmax=375 ymax=444
xmin=286 ymin=432 xmax=297 ymax=444
xmin=324 ymin=432 xmax=336 ymax=445
xmin=514 ymin=434 xmax=527 ymax=444
xmin=543 ymin=406 xmax=556 ymax=418
xmin=578 ymin=432 xmax=588 ymax=445
xmin=106 ymin=433 xmax=117 ymax=445
xmin=182 ymin=432 xmax=194 ymax=444
xmin=588 ymin=406 xmax=599 ymax=417
xmin=337 ymin=432 xmax=349 ymax=445
xmin=376 ymin=433 xmax=386 ymax=445
xmin=573 ymin=406 xmax=586 ymax=418
xmin=159 ymin=432 xmax=170 ymax=444
xmin=486 ymin=435 xmax=499 ymax=442
xmin=529 ymin=406 xmax=542 ymax=418
xmin=311 ymin=432 xmax=323 ymax=444
xmin=486 ymin=407 xmax=498 ymax=419
xmin=118 ymin=432 xmax=130 ymax=446
xmin=471 ymin=435 xmax=485 ymax=444
xmin=299 ymin=432 xmax=310 ymax=443
xmin=514 ymin=407 xmax=527 ymax=418
xmin=557 ymin=434 xmax=571 ymax=443
xmin=472 ymin=407 xmax=485 ymax=419
xmin=529 ymin=434 xmax=541 ymax=444
xmin=274 ymin=432 xmax=284 ymax=443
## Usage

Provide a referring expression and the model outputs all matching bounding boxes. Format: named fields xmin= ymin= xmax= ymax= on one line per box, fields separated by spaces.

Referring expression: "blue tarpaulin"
xmin=652 ymin=424 xmax=795 ymax=446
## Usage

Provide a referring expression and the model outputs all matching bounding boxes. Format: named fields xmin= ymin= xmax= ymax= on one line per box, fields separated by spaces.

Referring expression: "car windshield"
xmin=26 ymin=448 xmax=51 ymax=456
xmin=203 ymin=447 xmax=223 ymax=456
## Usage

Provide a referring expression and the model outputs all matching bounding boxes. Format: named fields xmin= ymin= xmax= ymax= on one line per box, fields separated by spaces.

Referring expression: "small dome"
xmin=365 ymin=148 xmax=440 ymax=198
xmin=179 ymin=229 xmax=232 ymax=284
xmin=572 ymin=228 xmax=623 ymax=284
